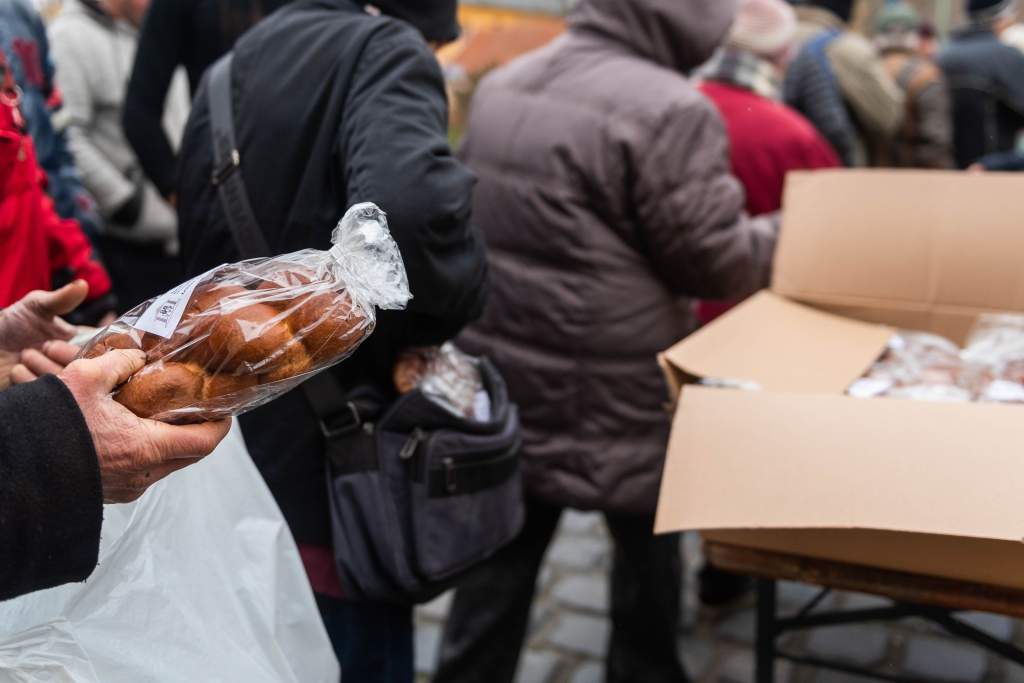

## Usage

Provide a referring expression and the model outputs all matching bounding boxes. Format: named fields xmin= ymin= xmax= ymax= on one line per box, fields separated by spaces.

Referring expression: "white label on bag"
xmin=134 ymin=274 xmax=204 ymax=339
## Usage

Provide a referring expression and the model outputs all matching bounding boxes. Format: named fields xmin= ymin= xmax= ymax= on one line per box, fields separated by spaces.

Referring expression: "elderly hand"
xmin=11 ymin=340 xmax=82 ymax=384
xmin=0 ymin=281 xmax=88 ymax=353
xmin=59 ymin=349 xmax=231 ymax=503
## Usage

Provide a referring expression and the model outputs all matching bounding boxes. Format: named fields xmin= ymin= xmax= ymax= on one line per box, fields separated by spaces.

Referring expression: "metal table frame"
xmin=704 ymin=542 xmax=1024 ymax=683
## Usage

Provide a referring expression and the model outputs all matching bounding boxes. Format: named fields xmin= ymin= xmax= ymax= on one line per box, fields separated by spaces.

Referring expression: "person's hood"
xmin=568 ymin=0 xmax=739 ymax=74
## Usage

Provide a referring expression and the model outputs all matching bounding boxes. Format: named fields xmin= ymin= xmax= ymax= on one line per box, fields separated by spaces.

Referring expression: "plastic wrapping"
xmin=78 ymin=203 xmax=410 ymax=423
xmin=0 ymin=426 xmax=339 ymax=682
xmin=393 ymin=342 xmax=491 ymax=421
xmin=963 ymin=313 xmax=1024 ymax=403
xmin=849 ymin=317 xmax=1024 ymax=403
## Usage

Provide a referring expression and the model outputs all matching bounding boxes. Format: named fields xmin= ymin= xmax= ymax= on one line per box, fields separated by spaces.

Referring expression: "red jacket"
xmin=0 ymin=78 xmax=111 ymax=308
xmin=697 ymin=81 xmax=839 ymax=322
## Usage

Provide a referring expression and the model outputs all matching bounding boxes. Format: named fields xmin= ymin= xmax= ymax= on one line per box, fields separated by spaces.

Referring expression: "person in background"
xmin=123 ymin=0 xmax=293 ymax=203
xmin=939 ymin=0 xmax=1024 ymax=168
xmin=0 ymin=0 xmax=104 ymax=246
xmin=174 ymin=1 xmax=486 ymax=680
xmin=872 ymin=2 xmax=954 ymax=169
xmin=0 ymin=44 xmax=113 ymax=319
xmin=48 ymin=0 xmax=189 ymax=311
xmin=0 ymin=281 xmax=231 ymax=601
xmin=919 ymin=20 xmax=941 ymax=59
xmin=434 ymin=0 xmax=777 ymax=680
xmin=784 ymin=0 xmax=905 ymax=166
xmin=696 ymin=1 xmax=839 ymax=323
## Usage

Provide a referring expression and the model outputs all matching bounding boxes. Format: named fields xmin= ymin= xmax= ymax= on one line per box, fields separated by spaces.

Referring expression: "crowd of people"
xmin=1 ymin=0 xmax=1023 ymax=681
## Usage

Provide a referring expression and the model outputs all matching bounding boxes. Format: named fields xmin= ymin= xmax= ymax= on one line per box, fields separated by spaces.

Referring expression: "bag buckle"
xmin=211 ymin=149 xmax=241 ymax=186
xmin=319 ymin=401 xmax=363 ymax=441
xmin=444 ymin=457 xmax=456 ymax=494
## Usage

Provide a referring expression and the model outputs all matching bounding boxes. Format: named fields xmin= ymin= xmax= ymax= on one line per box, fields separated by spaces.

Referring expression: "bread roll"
xmin=291 ymin=291 xmax=368 ymax=363
xmin=115 ymin=361 xmax=205 ymax=419
xmin=259 ymin=344 xmax=314 ymax=384
xmin=145 ymin=284 xmax=249 ymax=364
xmin=201 ymin=301 xmax=297 ymax=372
xmin=203 ymin=372 xmax=259 ymax=399
xmin=83 ymin=330 xmax=143 ymax=359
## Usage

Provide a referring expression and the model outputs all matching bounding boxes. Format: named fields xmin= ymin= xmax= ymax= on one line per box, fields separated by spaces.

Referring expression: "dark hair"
xmin=918 ymin=20 xmax=937 ymax=40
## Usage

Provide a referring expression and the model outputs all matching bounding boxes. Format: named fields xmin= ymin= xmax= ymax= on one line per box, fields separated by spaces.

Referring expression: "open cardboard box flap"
xmin=774 ymin=170 xmax=1024 ymax=343
xmin=659 ymin=291 xmax=892 ymax=396
xmin=655 ymin=386 xmax=1024 ymax=542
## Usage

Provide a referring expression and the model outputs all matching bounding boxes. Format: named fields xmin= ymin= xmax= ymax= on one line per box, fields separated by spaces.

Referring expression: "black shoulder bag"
xmin=206 ymin=54 xmax=524 ymax=604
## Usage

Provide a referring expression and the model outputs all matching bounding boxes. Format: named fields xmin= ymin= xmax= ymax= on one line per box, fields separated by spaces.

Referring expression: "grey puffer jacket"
xmin=458 ymin=0 xmax=778 ymax=515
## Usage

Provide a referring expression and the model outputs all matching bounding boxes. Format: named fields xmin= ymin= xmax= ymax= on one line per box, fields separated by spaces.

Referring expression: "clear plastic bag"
xmin=393 ymin=342 xmax=491 ymax=421
xmin=78 ymin=203 xmax=411 ymax=423
xmin=963 ymin=313 xmax=1024 ymax=402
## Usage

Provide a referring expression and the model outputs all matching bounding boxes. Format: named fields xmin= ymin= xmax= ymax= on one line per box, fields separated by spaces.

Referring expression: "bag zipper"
xmin=399 ymin=428 xmax=427 ymax=460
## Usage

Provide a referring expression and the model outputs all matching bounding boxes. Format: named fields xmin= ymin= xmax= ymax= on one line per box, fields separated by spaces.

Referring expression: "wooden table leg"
xmin=756 ymin=578 xmax=778 ymax=683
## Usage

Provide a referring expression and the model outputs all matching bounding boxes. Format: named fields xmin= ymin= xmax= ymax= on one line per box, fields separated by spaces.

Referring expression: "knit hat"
xmin=367 ymin=0 xmax=460 ymax=43
xmin=804 ymin=0 xmax=855 ymax=23
xmin=875 ymin=2 xmax=921 ymax=33
xmin=728 ymin=0 xmax=797 ymax=58
xmin=966 ymin=0 xmax=1015 ymax=21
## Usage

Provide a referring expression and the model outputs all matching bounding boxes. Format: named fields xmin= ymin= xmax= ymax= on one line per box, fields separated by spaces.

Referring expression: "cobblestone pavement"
xmin=415 ymin=511 xmax=1024 ymax=683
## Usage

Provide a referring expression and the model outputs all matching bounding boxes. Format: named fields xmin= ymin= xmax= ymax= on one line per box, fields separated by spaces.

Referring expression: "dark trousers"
xmin=316 ymin=594 xmax=414 ymax=683
xmin=94 ymin=235 xmax=183 ymax=312
xmin=435 ymin=498 xmax=688 ymax=683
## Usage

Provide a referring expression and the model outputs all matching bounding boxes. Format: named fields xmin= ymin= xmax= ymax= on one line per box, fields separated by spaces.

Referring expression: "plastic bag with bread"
xmin=78 ymin=203 xmax=411 ymax=423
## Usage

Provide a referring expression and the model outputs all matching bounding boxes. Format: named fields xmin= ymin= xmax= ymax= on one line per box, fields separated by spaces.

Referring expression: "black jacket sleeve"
xmin=123 ymin=0 xmax=188 ymax=198
xmin=0 ymin=376 xmax=103 ymax=601
xmin=339 ymin=22 xmax=488 ymax=349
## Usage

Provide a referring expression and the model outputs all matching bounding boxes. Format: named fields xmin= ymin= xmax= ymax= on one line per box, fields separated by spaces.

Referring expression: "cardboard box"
xmin=656 ymin=170 xmax=1024 ymax=589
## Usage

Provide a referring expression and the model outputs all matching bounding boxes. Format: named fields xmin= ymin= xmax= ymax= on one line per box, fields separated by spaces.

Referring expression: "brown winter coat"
xmin=457 ymin=0 xmax=778 ymax=514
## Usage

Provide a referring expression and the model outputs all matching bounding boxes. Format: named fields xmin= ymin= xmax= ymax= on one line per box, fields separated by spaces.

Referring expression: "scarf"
xmin=698 ymin=47 xmax=781 ymax=101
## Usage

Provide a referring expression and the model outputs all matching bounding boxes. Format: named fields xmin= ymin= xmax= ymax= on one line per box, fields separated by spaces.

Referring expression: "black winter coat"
xmin=0 ymin=376 xmax=102 ymax=601
xmin=176 ymin=0 xmax=487 ymax=547
xmin=939 ymin=27 xmax=1024 ymax=168
xmin=124 ymin=0 xmax=295 ymax=197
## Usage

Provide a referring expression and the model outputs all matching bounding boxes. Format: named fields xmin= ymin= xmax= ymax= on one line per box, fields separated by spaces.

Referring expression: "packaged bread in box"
xmin=78 ymin=203 xmax=411 ymax=423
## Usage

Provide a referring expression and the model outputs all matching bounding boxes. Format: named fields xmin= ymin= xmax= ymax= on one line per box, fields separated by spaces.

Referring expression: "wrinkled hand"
xmin=0 ymin=281 xmax=88 ymax=353
xmin=59 ymin=349 xmax=232 ymax=503
xmin=11 ymin=340 xmax=82 ymax=384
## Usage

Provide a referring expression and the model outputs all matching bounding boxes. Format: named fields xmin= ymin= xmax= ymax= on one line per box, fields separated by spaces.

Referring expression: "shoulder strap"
xmin=205 ymin=53 xmax=359 ymax=436
xmin=206 ymin=54 xmax=271 ymax=259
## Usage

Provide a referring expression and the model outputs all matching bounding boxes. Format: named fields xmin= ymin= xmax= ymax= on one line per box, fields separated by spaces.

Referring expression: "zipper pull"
xmin=399 ymin=428 xmax=425 ymax=460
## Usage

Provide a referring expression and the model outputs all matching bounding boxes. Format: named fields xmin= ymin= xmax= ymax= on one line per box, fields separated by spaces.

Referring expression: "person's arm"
xmin=340 ymin=23 xmax=487 ymax=347
xmin=828 ymin=33 xmax=906 ymax=139
xmin=48 ymin=24 xmax=137 ymax=217
xmin=0 ymin=374 xmax=102 ymax=600
xmin=785 ymin=49 xmax=855 ymax=166
xmin=631 ymin=99 xmax=778 ymax=300
xmin=124 ymin=0 xmax=186 ymax=199
xmin=41 ymin=172 xmax=114 ymax=308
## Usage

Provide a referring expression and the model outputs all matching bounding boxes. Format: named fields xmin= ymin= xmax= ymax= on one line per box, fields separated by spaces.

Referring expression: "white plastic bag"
xmin=0 ymin=426 xmax=339 ymax=683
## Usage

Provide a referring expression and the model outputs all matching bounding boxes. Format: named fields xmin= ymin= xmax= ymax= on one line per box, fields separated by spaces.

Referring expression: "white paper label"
xmin=134 ymin=274 xmax=204 ymax=339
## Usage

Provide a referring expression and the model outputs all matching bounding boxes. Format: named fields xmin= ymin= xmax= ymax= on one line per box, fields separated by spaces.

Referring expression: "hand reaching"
xmin=0 ymin=281 xmax=88 ymax=353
